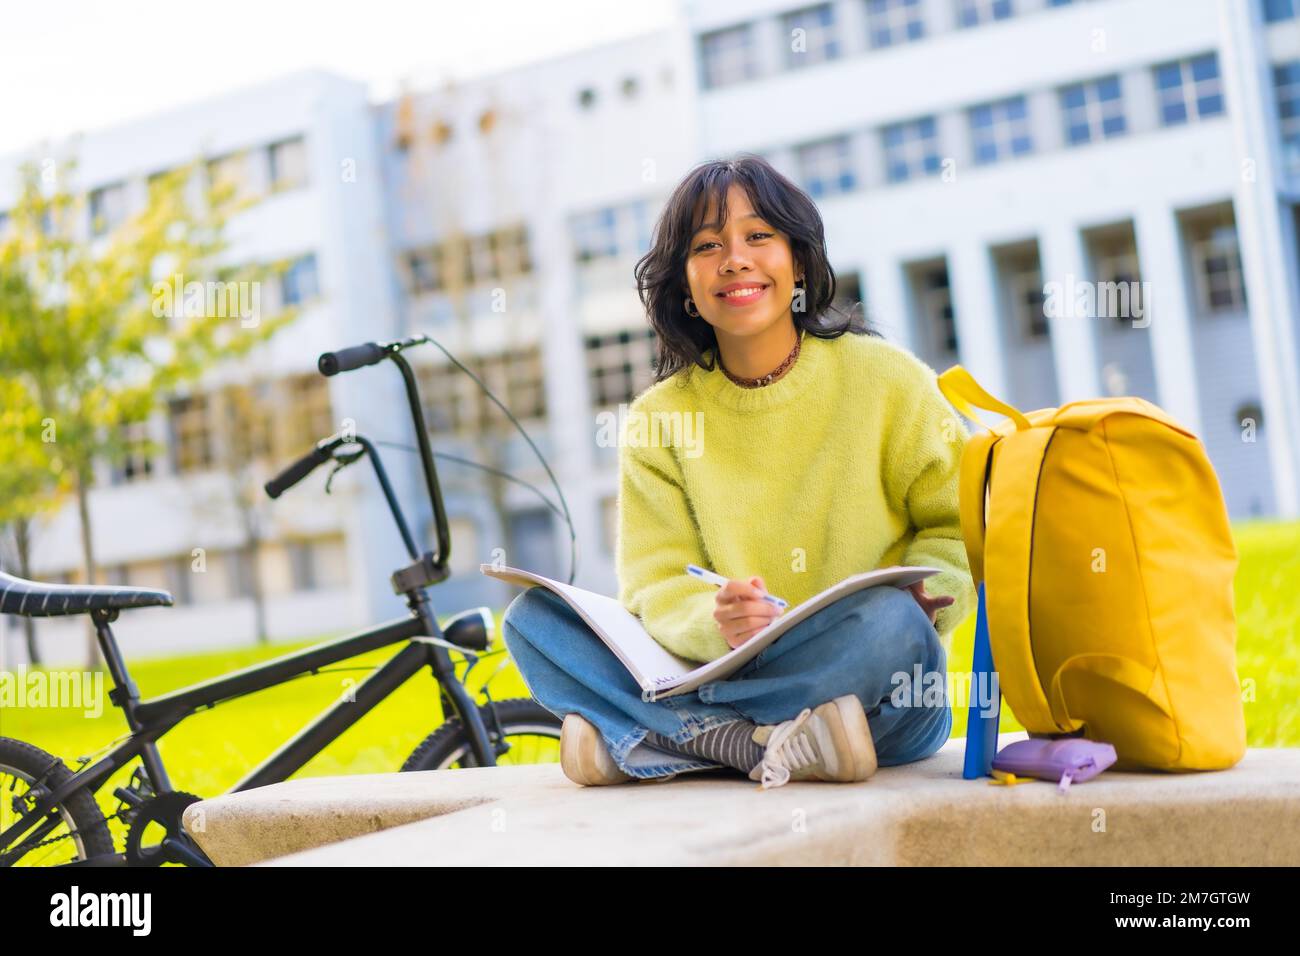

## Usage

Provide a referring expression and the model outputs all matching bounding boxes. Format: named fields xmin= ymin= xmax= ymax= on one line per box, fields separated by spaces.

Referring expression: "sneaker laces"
xmin=756 ymin=707 xmax=816 ymax=789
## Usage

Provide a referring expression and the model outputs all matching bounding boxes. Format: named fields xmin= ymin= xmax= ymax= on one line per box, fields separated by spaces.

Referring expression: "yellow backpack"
xmin=936 ymin=366 xmax=1246 ymax=771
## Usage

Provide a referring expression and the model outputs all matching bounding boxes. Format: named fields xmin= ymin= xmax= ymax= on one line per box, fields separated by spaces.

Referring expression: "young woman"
xmin=502 ymin=154 xmax=975 ymax=790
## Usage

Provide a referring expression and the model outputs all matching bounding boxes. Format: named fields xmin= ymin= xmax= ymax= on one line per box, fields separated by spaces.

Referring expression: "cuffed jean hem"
xmin=612 ymin=726 xmax=734 ymax=779
xmin=610 ymin=708 xmax=755 ymax=778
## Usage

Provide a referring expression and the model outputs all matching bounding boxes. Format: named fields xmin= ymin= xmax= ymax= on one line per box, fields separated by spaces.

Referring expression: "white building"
xmin=684 ymin=0 xmax=1300 ymax=519
xmin=0 ymin=72 xmax=413 ymax=663
xmin=3 ymin=0 xmax=1298 ymax=665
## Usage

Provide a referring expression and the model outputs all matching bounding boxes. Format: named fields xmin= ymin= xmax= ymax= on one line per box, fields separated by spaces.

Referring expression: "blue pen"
xmin=686 ymin=564 xmax=788 ymax=609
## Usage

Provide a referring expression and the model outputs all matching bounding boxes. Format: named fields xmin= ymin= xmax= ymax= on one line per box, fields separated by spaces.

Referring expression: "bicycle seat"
xmin=0 ymin=571 xmax=173 ymax=618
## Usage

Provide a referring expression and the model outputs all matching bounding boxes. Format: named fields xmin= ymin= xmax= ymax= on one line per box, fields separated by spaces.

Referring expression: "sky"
xmin=0 ymin=0 xmax=680 ymax=155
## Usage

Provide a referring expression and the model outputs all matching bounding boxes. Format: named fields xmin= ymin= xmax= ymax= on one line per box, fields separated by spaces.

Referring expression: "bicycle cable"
xmin=380 ymin=334 xmax=579 ymax=585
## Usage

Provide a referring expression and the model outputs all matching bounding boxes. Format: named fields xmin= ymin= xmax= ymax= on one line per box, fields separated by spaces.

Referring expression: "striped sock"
xmin=644 ymin=721 xmax=765 ymax=775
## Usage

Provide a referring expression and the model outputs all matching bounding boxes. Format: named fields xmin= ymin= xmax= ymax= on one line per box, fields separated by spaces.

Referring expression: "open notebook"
xmin=480 ymin=563 xmax=940 ymax=701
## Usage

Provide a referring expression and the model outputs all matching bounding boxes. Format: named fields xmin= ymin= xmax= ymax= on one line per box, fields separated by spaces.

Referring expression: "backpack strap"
xmin=937 ymin=366 xmax=1026 ymax=586
xmin=984 ymin=424 xmax=1077 ymax=732
xmin=936 ymin=366 xmax=1032 ymax=432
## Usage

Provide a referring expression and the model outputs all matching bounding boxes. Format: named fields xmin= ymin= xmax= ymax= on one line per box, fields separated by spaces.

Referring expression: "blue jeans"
xmin=501 ymin=583 xmax=953 ymax=779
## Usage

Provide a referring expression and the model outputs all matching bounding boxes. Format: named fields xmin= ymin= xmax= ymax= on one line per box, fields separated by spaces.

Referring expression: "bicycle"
xmin=0 ymin=335 xmax=565 ymax=867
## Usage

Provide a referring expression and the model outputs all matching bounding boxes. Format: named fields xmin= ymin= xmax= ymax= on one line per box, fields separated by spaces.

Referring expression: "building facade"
xmin=3 ymin=0 xmax=1297 ymax=665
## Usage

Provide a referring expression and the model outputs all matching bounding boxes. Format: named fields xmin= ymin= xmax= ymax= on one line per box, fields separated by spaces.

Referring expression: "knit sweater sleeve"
xmin=881 ymin=351 xmax=978 ymax=640
xmin=614 ymin=414 xmax=732 ymax=665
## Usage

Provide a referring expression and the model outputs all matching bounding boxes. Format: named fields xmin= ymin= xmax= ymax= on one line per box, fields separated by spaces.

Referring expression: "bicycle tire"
xmin=401 ymin=698 xmax=562 ymax=771
xmin=0 ymin=736 xmax=117 ymax=866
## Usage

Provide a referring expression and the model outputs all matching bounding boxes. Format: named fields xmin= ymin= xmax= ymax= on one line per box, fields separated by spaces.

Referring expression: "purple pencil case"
xmin=992 ymin=738 xmax=1117 ymax=793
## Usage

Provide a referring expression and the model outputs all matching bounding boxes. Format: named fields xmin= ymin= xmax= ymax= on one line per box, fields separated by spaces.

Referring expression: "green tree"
xmin=0 ymin=373 xmax=71 ymax=665
xmin=0 ymin=153 xmax=297 ymax=667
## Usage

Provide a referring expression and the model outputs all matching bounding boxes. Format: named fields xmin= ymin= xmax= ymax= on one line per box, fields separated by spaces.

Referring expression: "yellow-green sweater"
xmin=615 ymin=329 xmax=976 ymax=665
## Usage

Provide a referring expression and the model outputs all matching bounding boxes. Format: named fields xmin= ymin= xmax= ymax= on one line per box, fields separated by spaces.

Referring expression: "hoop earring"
xmin=684 ymin=297 xmax=700 ymax=317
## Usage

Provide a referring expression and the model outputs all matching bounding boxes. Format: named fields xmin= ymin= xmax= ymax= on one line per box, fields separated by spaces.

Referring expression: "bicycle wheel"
xmin=0 ymin=737 xmax=117 ymax=867
xmin=401 ymin=698 xmax=562 ymax=771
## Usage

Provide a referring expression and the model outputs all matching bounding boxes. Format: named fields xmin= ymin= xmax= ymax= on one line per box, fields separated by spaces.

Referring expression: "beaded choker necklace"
xmin=719 ymin=329 xmax=804 ymax=388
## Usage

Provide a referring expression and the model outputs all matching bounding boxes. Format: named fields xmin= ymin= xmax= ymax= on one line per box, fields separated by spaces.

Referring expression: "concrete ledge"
xmin=183 ymin=733 xmax=1300 ymax=866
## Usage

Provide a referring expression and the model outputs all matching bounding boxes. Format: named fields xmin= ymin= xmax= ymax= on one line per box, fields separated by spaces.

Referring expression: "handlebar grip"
xmin=319 ymin=342 xmax=386 ymax=377
xmin=264 ymin=444 xmax=332 ymax=499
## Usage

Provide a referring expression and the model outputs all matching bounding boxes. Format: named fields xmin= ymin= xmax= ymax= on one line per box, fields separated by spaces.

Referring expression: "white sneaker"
xmin=748 ymin=695 xmax=878 ymax=789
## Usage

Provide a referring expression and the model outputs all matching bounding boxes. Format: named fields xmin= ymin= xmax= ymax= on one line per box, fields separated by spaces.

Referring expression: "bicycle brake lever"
xmin=323 ymin=450 xmax=366 ymax=494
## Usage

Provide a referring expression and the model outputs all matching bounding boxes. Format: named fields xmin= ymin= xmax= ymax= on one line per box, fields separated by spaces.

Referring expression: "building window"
xmin=417 ymin=360 xmax=482 ymax=434
xmin=833 ymin=270 xmax=863 ymax=318
xmin=416 ymin=346 xmax=547 ymax=435
xmin=109 ymin=420 xmax=153 ymax=486
xmin=918 ymin=265 xmax=958 ymax=353
xmin=881 ymin=116 xmax=941 ymax=183
xmin=1263 ymin=0 xmax=1296 ymax=22
xmin=278 ymin=373 xmax=334 ymax=456
xmin=492 ymin=224 xmax=533 ymax=277
xmin=783 ymin=4 xmax=839 ymax=69
xmin=573 ymin=208 xmax=618 ymax=262
xmin=221 ymin=383 xmax=275 ymax=463
xmin=1154 ymin=54 xmax=1225 ymax=126
xmin=700 ymin=24 xmax=758 ymax=90
xmin=479 ymin=347 xmax=547 ymax=430
xmin=166 ymin=557 xmax=194 ymax=605
xmin=969 ymin=96 xmax=1033 ymax=165
xmin=1004 ymin=255 xmax=1048 ymax=339
xmin=794 ymin=136 xmax=856 ymax=198
xmin=406 ymin=248 xmax=439 ymax=293
xmin=268 ymin=137 xmax=309 ymax=192
xmin=585 ymin=328 xmax=659 ymax=408
xmin=621 ymin=76 xmax=639 ymax=99
xmin=1060 ymin=76 xmax=1126 ymax=145
xmin=89 ymin=182 xmax=128 ymax=237
xmin=1090 ymin=235 xmax=1142 ymax=324
xmin=1275 ymin=61 xmax=1300 ymax=176
xmin=631 ymin=201 xmax=653 ymax=256
xmin=169 ymin=394 xmax=214 ymax=473
xmin=865 ymin=0 xmax=924 ymax=49
xmin=577 ymin=88 xmax=597 ymax=110
xmin=206 ymin=151 xmax=255 ymax=203
xmin=286 ymin=536 xmax=349 ymax=592
xmin=281 ymin=253 xmax=320 ymax=306
xmin=955 ymin=0 xmax=1014 ymax=28
xmin=1190 ymin=224 xmax=1246 ymax=314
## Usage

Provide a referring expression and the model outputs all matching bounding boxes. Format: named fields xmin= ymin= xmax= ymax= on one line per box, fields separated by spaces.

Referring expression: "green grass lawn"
xmin=3 ymin=518 xmax=1297 ymax=845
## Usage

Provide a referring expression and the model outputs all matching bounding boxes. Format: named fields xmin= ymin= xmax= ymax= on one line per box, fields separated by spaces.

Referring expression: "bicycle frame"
xmin=2 ymin=342 xmax=509 ymax=866
xmin=0 ymin=601 xmax=506 ymax=865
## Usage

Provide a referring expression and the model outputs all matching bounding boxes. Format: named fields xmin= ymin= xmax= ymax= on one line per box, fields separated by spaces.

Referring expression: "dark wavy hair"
xmin=633 ymin=153 xmax=877 ymax=383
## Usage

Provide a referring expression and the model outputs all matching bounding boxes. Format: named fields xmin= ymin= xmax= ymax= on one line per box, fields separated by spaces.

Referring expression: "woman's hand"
xmin=714 ymin=576 xmax=782 ymax=650
xmin=905 ymin=580 xmax=955 ymax=626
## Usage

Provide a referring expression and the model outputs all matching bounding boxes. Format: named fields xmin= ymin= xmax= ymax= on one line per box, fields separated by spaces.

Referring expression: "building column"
xmin=946 ymin=238 xmax=1011 ymax=403
xmin=1039 ymin=221 xmax=1102 ymax=402
xmin=864 ymin=255 xmax=915 ymax=352
xmin=533 ymin=114 xmax=603 ymax=586
xmin=1132 ymin=203 xmax=1203 ymax=438
xmin=1216 ymin=0 xmax=1300 ymax=516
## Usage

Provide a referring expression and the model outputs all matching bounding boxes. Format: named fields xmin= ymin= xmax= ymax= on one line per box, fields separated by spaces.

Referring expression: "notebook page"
xmin=480 ymin=565 xmax=698 ymax=692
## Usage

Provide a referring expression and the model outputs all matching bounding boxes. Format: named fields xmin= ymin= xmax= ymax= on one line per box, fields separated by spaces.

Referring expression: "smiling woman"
xmin=633 ymin=152 xmax=869 ymax=383
xmin=501 ymin=153 xmax=976 ymax=790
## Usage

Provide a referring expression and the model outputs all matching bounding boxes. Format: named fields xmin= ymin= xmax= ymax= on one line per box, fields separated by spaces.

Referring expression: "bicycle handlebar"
xmin=264 ymin=439 xmax=338 ymax=499
xmin=318 ymin=342 xmax=386 ymax=377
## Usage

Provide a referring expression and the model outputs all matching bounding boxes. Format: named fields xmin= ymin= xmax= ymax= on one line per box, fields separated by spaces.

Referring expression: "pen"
xmin=686 ymin=564 xmax=788 ymax=609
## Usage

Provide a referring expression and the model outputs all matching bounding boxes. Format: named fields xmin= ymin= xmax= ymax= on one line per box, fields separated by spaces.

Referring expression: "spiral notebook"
xmin=480 ymin=563 xmax=940 ymax=701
